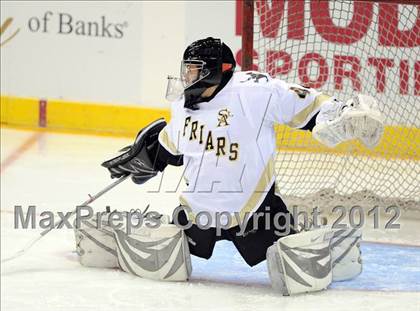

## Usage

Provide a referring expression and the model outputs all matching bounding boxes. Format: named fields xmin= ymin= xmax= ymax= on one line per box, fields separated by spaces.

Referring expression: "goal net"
xmin=240 ymin=0 xmax=419 ymax=214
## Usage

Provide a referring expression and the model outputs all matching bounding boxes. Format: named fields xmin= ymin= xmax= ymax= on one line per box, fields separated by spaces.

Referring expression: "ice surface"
xmin=1 ymin=128 xmax=420 ymax=311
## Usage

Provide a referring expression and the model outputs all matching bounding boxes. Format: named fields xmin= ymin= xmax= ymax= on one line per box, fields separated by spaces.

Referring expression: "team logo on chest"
xmin=182 ymin=115 xmax=239 ymax=161
xmin=217 ymin=108 xmax=233 ymax=127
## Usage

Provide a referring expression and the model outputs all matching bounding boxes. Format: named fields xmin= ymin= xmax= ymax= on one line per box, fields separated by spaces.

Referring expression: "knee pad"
xmin=114 ymin=224 xmax=192 ymax=281
xmin=330 ymin=228 xmax=362 ymax=281
xmin=74 ymin=215 xmax=119 ymax=268
xmin=266 ymin=228 xmax=333 ymax=295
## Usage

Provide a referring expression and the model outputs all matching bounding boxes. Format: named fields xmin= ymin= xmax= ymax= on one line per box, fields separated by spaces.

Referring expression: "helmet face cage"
xmin=165 ymin=75 xmax=184 ymax=101
xmin=166 ymin=38 xmax=236 ymax=106
xmin=180 ymin=59 xmax=209 ymax=89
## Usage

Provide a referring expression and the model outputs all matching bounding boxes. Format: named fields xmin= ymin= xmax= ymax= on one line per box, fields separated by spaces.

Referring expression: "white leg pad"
xmin=114 ymin=224 xmax=192 ymax=281
xmin=331 ymin=228 xmax=362 ymax=281
xmin=267 ymin=228 xmax=333 ymax=295
xmin=74 ymin=216 xmax=119 ymax=268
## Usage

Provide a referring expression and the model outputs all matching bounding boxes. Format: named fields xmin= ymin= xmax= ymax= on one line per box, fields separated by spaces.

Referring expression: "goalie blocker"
xmin=101 ymin=118 xmax=167 ymax=184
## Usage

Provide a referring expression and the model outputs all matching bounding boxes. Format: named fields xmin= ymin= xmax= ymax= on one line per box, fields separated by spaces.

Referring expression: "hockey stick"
xmin=1 ymin=174 xmax=131 ymax=264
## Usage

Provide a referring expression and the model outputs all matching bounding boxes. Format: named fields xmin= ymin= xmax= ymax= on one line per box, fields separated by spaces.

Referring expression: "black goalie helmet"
xmin=166 ymin=37 xmax=236 ymax=110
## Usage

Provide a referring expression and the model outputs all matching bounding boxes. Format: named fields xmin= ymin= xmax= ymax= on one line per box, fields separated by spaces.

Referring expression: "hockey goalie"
xmin=75 ymin=37 xmax=383 ymax=295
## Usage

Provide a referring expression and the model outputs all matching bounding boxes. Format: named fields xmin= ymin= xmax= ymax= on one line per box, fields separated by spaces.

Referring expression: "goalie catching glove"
xmin=313 ymin=94 xmax=384 ymax=149
xmin=102 ymin=118 xmax=166 ymax=184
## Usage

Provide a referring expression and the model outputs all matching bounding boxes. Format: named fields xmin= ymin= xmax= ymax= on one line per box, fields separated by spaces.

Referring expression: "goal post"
xmin=240 ymin=0 xmax=420 ymax=214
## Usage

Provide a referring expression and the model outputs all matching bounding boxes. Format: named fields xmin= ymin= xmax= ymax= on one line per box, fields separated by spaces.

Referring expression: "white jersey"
xmin=158 ymin=71 xmax=333 ymax=227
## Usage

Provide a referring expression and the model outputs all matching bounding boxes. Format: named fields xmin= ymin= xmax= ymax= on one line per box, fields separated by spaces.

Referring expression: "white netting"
xmin=252 ymin=1 xmax=419 ymax=213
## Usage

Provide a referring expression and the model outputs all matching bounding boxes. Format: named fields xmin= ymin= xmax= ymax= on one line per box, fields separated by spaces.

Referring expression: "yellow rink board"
xmin=1 ymin=95 xmax=419 ymax=160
